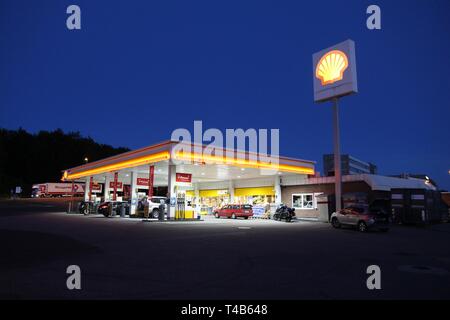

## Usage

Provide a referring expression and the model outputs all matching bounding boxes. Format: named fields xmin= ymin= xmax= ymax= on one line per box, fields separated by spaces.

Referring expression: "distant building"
xmin=323 ymin=154 xmax=377 ymax=176
xmin=281 ymin=173 xmax=447 ymax=224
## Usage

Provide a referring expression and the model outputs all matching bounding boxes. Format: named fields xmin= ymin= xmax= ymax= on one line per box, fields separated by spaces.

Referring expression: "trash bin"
xmin=108 ymin=202 xmax=115 ymax=217
xmin=115 ymin=202 xmax=122 ymax=217
xmin=120 ymin=202 xmax=127 ymax=217
xmin=158 ymin=203 xmax=165 ymax=220
xmin=143 ymin=204 xmax=149 ymax=219
xmin=88 ymin=202 xmax=98 ymax=215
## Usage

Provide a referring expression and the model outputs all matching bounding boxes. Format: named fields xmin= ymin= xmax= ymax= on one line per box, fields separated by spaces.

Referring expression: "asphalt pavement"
xmin=1 ymin=198 xmax=449 ymax=299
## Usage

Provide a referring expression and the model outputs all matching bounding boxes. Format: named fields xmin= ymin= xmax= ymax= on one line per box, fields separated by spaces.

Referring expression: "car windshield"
xmin=151 ymin=197 xmax=166 ymax=204
xmin=242 ymin=205 xmax=252 ymax=209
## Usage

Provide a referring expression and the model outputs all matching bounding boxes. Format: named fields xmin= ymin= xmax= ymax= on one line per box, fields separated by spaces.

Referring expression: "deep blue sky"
xmin=1 ymin=0 xmax=449 ymax=189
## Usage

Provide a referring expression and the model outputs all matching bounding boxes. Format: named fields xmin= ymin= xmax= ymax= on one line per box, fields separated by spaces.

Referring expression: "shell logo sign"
xmin=312 ymin=39 xmax=357 ymax=102
xmin=315 ymin=50 xmax=348 ymax=86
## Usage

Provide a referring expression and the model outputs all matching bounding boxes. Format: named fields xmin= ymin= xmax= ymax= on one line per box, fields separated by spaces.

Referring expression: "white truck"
xmin=31 ymin=182 xmax=85 ymax=198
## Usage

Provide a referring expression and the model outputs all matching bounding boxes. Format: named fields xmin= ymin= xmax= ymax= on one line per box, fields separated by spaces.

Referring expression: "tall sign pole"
xmin=333 ymin=98 xmax=342 ymax=211
xmin=312 ymin=39 xmax=358 ymax=214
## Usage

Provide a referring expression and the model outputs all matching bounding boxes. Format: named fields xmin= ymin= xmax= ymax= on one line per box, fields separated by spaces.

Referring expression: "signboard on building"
xmin=176 ymin=173 xmax=192 ymax=183
xmin=91 ymin=183 xmax=102 ymax=192
xmin=109 ymin=181 xmax=123 ymax=189
xmin=312 ymin=39 xmax=358 ymax=102
xmin=137 ymin=178 xmax=149 ymax=186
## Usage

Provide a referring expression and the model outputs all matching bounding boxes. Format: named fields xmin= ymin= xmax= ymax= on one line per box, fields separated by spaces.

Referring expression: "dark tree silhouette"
xmin=0 ymin=128 xmax=129 ymax=196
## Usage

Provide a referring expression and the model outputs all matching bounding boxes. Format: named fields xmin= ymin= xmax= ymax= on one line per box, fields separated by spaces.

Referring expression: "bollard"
xmin=120 ymin=203 xmax=126 ymax=218
xmin=158 ymin=203 xmax=165 ymax=221
xmin=143 ymin=205 xmax=149 ymax=219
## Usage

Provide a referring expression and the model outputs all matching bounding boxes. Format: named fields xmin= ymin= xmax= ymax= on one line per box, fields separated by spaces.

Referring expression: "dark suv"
xmin=97 ymin=201 xmax=130 ymax=217
xmin=330 ymin=205 xmax=390 ymax=232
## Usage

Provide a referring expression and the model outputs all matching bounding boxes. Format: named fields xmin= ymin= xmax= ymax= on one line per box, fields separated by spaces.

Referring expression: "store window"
xmin=234 ymin=187 xmax=275 ymax=206
xmin=292 ymin=193 xmax=315 ymax=210
xmin=236 ymin=194 xmax=274 ymax=206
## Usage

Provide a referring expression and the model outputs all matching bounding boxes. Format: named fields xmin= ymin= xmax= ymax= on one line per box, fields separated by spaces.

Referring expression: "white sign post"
xmin=312 ymin=39 xmax=358 ymax=213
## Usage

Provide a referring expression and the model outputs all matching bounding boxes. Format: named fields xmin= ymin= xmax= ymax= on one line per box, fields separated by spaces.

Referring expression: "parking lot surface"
xmin=1 ymin=198 xmax=450 ymax=299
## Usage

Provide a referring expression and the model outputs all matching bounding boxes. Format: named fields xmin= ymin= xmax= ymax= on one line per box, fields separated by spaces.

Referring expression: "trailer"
xmin=31 ymin=182 xmax=85 ymax=198
xmin=391 ymin=188 xmax=447 ymax=224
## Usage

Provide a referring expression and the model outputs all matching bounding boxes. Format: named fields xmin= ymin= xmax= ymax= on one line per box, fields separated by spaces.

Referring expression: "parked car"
xmin=330 ymin=205 xmax=390 ymax=232
xmin=98 ymin=201 xmax=130 ymax=217
xmin=138 ymin=196 xmax=168 ymax=218
xmin=214 ymin=204 xmax=253 ymax=219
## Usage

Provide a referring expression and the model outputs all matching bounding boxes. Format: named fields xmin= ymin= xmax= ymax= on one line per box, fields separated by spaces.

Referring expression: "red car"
xmin=214 ymin=204 xmax=253 ymax=219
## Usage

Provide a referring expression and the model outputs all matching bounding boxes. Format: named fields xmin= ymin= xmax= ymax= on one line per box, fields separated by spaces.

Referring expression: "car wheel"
xmin=152 ymin=209 xmax=160 ymax=219
xmin=214 ymin=212 xmax=220 ymax=218
xmin=232 ymin=213 xmax=236 ymax=219
xmin=331 ymin=217 xmax=341 ymax=228
xmin=244 ymin=216 xmax=249 ymax=220
xmin=358 ymin=221 xmax=367 ymax=232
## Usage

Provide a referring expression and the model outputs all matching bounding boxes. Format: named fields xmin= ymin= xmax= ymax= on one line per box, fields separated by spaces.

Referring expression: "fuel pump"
xmin=176 ymin=188 xmax=186 ymax=219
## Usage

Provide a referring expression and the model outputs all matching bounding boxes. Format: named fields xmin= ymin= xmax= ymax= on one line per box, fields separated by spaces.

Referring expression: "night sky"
xmin=1 ymin=0 xmax=449 ymax=189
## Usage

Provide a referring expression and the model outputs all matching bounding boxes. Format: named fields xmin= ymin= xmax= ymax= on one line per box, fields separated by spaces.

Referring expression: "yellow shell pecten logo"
xmin=315 ymin=50 xmax=348 ymax=86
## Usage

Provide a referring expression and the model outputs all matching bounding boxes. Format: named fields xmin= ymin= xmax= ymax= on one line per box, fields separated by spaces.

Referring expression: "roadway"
xmin=1 ymin=198 xmax=449 ymax=299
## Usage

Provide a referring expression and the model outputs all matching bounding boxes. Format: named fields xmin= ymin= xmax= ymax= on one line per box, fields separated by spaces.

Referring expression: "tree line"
xmin=0 ymin=128 xmax=129 ymax=197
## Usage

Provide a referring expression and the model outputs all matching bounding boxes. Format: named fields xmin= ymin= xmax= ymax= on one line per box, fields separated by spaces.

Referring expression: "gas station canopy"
xmin=62 ymin=140 xmax=315 ymax=219
xmin=62 ymin=140 xmax=315 ymax=182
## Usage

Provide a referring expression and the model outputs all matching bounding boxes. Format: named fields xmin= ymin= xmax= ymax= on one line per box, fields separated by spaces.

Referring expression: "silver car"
xmin=330 ymin=205 xmax=390 ymax=232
